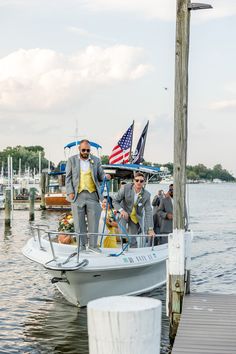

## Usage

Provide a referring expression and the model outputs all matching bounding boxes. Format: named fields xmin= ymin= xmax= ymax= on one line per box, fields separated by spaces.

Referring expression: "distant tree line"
xmin=150 ymin=162 xmax=235 ymax=182
xmin=0 ymin=146 xmax=52 ymax=174
xmin=0 ymin=147 xmax=234 ymax=182
xmin=100 ymin=155 xmax=235 ymax=182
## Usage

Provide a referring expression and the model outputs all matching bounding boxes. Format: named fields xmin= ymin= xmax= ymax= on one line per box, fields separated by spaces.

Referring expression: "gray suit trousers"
xmin=71 ymin=191 xmax=102 ymax=248
xmin=119 ymin=217 xmax=140 ymax=247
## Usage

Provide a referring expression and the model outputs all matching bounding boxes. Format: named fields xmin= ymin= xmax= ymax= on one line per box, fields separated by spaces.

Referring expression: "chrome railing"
xmin=30 ymin=225 xmax=169 ymax=267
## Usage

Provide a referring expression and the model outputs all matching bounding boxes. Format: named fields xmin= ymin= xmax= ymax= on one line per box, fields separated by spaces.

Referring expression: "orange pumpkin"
xmin=58 ymin=234 xmax=72 ymax=244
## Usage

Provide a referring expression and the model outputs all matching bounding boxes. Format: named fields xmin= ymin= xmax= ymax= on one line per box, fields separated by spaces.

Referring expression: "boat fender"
xmin=51 ymin=277 xmax=69 ymax=284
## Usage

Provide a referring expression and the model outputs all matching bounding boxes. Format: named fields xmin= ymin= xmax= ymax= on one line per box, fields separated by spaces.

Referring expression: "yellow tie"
xmin=130 ymin=206 xmax=139 ymax=224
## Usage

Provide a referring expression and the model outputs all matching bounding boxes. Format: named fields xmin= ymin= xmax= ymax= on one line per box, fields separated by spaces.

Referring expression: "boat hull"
xmin=22 ymin=237 xmax=167 ymax=307
xmin=45 ymin=193 xmax=70 ymax=208
xmin=49 ymin=259 xmax=166 ymax=306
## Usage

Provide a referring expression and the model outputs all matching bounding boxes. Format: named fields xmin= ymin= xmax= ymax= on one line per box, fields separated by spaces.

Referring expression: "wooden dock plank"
xmin=172 ymin=293 xmax=236 ymax=354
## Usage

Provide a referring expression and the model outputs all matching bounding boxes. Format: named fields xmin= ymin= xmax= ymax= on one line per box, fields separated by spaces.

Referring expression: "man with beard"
xmin=65 ymin=139 xmax=110 ymax=251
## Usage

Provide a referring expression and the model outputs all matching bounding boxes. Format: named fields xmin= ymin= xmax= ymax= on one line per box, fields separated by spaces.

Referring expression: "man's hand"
xmin=69 ymin=193 xmax=75 ymax=200
xmin=120 ymin=210 xmax=129 ymax=220
xmin=105 ymin=173 xmax=111 ymax=180
xmin=167 ymin=212 xmax=173 ymax=220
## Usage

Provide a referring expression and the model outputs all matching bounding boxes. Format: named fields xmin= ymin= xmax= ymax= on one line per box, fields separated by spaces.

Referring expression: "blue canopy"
xmin=64 ymin=141 xmax=102 ymax=149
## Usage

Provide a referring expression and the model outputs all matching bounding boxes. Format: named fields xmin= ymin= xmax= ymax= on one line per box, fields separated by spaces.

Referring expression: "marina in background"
xmin=1 ymin=183 xmax=236 ymax=353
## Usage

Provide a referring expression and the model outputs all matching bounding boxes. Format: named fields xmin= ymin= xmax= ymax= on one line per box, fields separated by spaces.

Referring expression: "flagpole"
xmin=141 ymin=120 xmax=149 ymax=164
xmin=128 ymin=120 xmax=135 ymax=163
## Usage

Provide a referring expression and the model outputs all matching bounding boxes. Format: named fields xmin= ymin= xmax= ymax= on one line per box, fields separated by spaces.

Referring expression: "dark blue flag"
xmin=131 ymin=121 xmax=149 ymax=164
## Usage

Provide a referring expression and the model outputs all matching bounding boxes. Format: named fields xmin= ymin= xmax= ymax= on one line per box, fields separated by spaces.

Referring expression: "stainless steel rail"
xmin=30 ymin=225 xmax=169 ymax=264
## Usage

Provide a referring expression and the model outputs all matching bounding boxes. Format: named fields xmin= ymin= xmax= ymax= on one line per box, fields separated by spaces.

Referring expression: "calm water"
xmin=1 ymin=183 xmax=236 ymax=353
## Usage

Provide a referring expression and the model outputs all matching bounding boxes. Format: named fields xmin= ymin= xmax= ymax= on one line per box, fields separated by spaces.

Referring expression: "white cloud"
xmin=209 ymin=82 xmax=236 ymax=111
xmin=67 ymin=26 xmax=116 ymax=43
xmin=1 ymin=0 xmax=236 ymax=22
xmin=67 ymin=26 xmax=91 ymax=37
xmin=84 ymin=0 xmax=175 ymax=21
xmin=83 ymin=0 xmax=236 ymax=21
xmin=0 ymin=46 xmax=152 ymax=111
xmin=210 ymin=100 xmax=236 ymax=111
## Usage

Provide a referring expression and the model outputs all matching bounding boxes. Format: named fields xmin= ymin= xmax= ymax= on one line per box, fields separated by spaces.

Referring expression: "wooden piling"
xmin=29 ymin=188 xmax=35 ymax=221
xmin=40 ymin=172 xmax=46 ymax=210
xmin=169 ymin=0 xmax=190 ymax=343
xmin=5 ymin=187 xmax=12 ymax=226
xmin=87 ymin=296 xmax=162 ymax=354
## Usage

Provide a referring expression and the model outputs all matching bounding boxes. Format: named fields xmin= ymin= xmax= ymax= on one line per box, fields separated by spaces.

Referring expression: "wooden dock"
xmin=172 ymin=292 xmax=236 ymax=353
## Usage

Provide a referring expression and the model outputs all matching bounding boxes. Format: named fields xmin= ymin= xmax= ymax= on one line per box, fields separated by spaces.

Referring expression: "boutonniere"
xmin=90 ymin=159 xmax=94 ymax=165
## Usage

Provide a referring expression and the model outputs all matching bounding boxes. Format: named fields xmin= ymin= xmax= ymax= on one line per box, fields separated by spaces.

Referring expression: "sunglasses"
xmin=81 ymin=149 xmax=90 ymax=153
xmin=134 ymin=179 xmax=144 ymax=183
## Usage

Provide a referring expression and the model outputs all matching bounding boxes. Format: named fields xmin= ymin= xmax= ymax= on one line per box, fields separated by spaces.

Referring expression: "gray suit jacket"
xmin=157 ymin=196 xmax=173 ymax=234
xmin=65 ymin=154 xmax=105 ymax=202
xmin=113 ymin=183 xmax=153 ymax=233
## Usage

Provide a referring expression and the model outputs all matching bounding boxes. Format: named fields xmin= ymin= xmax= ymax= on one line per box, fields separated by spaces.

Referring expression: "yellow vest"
xmin=130 ymin=206 xmax=139 ymax=224
xmin=78 ymin=168 xmax=96 ymax=193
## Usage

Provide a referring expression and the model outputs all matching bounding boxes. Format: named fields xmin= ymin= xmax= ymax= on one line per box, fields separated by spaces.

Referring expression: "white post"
xmin=19 ymin=158 xmax=21 ymax=178
xmin=7 ymin=155 xmax=10 ymax=187
xmin=87 ymin=296 xmax=162 ymax=354
xmin=39 ymin=151 xmax=41 ymax=177
xmin=10 ymin=157 xmax=14 ymax=218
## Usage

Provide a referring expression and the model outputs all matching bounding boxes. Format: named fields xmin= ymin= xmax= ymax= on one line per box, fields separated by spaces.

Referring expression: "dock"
xmin=172 ymin=292 xmax=236 ymax=354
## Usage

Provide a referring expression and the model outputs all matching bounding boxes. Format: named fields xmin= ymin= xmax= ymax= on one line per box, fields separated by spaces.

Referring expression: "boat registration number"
xmin=122 ymin=253 xmax=157 ymax=264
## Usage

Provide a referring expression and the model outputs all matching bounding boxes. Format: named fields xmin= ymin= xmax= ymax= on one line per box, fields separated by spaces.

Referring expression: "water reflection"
xmin=0 ymin=209 xmax=171 ymax=354
xmin=23 ymin=300 xmax=88 ymax=354
xmin=1 ymin=184 xmax=236 ymax=353
xmin=22 ymin=287 xmax=170 ymax=354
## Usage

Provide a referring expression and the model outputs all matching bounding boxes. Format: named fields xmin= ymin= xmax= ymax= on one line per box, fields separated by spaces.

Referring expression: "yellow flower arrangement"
xmin=58 ymin=213 xmax=74 ymax=233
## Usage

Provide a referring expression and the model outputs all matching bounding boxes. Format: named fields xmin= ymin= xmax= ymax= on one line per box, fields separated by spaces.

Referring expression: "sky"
xmin=0 ymin=0 xmax=236 ymax=176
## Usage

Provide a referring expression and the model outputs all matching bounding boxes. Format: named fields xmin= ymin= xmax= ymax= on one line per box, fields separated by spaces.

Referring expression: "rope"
xmin=100 ymin=176 xmax=130 ymax=256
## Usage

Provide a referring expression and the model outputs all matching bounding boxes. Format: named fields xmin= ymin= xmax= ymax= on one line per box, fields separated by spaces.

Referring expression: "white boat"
xmin=22 ymin=228 xmax=168 ymax=307
xmin=159 ymin=176 xmax=173 ymax=185
xmin=23 ymin=145 xmax=167 ymax=307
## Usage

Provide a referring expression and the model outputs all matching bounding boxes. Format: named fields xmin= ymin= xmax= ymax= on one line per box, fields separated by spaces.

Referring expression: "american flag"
xmin=109 ymin=123 xmax=134 ymax=164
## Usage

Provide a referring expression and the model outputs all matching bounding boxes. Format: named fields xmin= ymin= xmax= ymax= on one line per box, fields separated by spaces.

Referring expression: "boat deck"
xmin=172 ymin=292 xmax=236 ymax=354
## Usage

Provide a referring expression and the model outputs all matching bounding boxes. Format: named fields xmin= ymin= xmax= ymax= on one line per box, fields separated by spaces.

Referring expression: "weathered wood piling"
xmin=40 ymin=172 xmax=46 ymax=210
xmin=169 ymin=0 xmax=212 ymax=344
xmin=5 ymin=187 xmax=12 ymax=226
xmin=29 ymin=188 xmax=35 ymax=221
xmin=169 ymin=0 xmax=191 ymax=343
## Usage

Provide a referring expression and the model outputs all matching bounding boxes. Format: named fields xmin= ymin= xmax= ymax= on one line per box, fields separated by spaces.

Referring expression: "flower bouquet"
xmin=58 ymin=213 xmax=75 ymax=244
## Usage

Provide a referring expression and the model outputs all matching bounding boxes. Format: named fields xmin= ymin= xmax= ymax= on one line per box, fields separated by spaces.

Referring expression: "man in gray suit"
xmin=113 ymin=172 xmax=155 ymax=247
xmin=65 ymin=139 xmax=110 ymax=250
xmin=156 ymin=184 xmax=173 ymax=244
